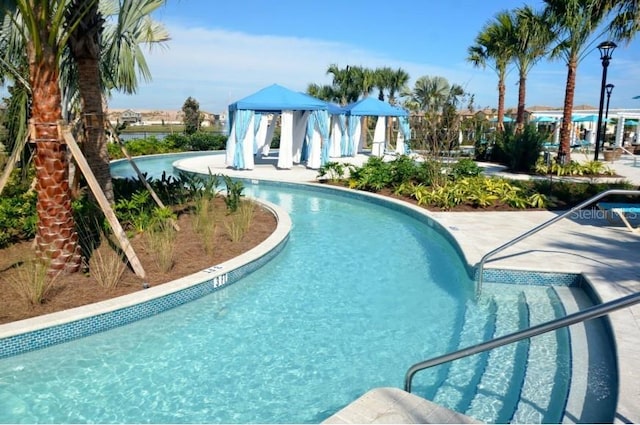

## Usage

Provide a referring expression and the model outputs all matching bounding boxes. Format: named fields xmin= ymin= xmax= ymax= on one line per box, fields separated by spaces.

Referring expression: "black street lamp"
xmin=605 ymin=83 xmax=614 ymax=121
xmin=594 ymin=41 xmax=617 ymax=161
xmin=603 ymin=83 xmax=614 ymax=148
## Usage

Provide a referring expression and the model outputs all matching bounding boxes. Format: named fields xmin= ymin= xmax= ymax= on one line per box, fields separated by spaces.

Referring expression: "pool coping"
xmin=0 ymin=198 xmax=291 ymax=357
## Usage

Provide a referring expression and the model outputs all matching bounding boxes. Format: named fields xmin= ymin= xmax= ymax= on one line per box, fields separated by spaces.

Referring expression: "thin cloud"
xmin=108 ymin=23 xmax=640 ymax=111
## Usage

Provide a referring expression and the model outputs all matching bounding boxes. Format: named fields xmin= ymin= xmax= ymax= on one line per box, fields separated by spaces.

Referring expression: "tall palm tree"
xmin=2 ymin=0 xmax=169 ymax=203
xmin=66 ymin=0 xmax=168 ymax=204
xmin=510 ymin=6 xmax=555 ymax=129
xmin=306 ymin=82 xmax=335 ymax=102
xmin=374 ymin=66 xmax=410 ymax=142
xmin=66 ymin=0 xmax=111 ymax=202
xmin=374 ymin=66 xmax=394 ymax=101
xmin=388 ymin=67 xmax=410 ymax=106
xmin=1 ymin=0 xmax=94 ymax=272
xmin=468 ymin=15 xmax=513 ymax=131
xmin=326 ymin=64 xmax=359 ymax=105
xmin=405 ymin=75 xmax=450 ymax=112
xmin=607 ymin=0 xmax=640 ymax=41
xmin=351 ymin=65 xmax=375 ymax=98
xmin=544 ymin=0 xmax=615 ymax=161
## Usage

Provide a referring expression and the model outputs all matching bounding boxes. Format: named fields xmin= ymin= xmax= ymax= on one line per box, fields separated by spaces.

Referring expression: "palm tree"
xmin=326 ymin=64 xmax=359 ymax=105
xmin=66 ymin=0 xmax=169 ymax=204
xmin=1 ymin=0 xmax=94 ymax=273
xmin=306 ymin=82 xmax=335 ymax=102
xmin=543 ymin=0 xmax=616 ymax=161
xmin=388 ymin=67 xmax=410 ymax=106
xmin=405 ymin=75 xmax=450 ymax=112
xmin=374 ymin=66 xmax=410 ymax=142
xmin=607 ymin=0 xmax=640 ymax=40
xmin=468 ymin=15 xmax=513 ymax=132
xmin=510 ymin=6 xmax=554 ymax=129
xmin=351 ymin=66 xmax=376 ymax=98
xmin=66 ymin=0 xmax=112 ymax=202
xmin=374 ymin=66 xmax=394 ymax=101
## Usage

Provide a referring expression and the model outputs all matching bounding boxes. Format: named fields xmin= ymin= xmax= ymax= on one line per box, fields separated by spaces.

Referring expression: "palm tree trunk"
xmin=516 ymin=71 xmax=527 ymax=132
xmin=29 ymin=45 xmax=82 ymax=273
xmin=497 ymin=77 xmax=506 ymax=132
xmin=76 ymin=56 xmax=114 ymax=204
xmin=69 ymin=1 xmax=114 ymax=204
xmin=559 ymin=58 xmax=577 ymax=163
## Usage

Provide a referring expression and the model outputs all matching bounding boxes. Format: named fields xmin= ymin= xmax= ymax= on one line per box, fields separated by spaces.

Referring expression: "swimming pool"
xmin=0 ymin=153 xmax=616 ymax=423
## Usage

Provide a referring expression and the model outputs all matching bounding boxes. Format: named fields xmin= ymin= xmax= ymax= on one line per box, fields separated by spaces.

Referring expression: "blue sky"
xmin=24 ymin=0 xmax=640 ymax=113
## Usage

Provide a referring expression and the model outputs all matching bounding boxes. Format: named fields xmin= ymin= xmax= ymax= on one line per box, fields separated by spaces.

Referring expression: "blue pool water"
xmin=0 ymin=153 xmax=614 ymax=423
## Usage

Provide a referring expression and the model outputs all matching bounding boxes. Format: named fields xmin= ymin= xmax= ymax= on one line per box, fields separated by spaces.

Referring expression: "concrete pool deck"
xmin=175 ymin=152 xmax=640 ymax=424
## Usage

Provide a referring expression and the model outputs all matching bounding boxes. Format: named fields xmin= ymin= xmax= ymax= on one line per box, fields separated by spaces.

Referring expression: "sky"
xmin=5 ymin=0 xmax=640 ymax=114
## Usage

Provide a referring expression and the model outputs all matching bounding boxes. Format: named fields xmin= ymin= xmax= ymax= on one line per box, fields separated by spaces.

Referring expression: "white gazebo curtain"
xmin=262 ymin=116 xmax=277 ymax=156
xmin=292 ymin=111 xmax=310 ymax=164
xmin=329 ymin=115 xmax=342 ymax=158
xmin=371 ymin=116 xmax=386 ymax=157
xmin=278 ymin=111 xmax=294 ymax=169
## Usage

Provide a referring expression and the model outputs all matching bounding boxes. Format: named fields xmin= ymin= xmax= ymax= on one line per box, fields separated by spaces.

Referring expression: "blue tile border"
xmin=0 ymin=202 xmax=289 ymax=360
xmin=478 ymin=268 xmax=584 ymax=287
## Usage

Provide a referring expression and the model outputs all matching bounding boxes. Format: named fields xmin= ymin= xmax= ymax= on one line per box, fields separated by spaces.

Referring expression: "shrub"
xmin=450 ymin=158 xmax=482 ymax=180
xmin=224 ymin=200 xmax=255 ymax=242
xmin=0 ymin=189 xmax=36 ymax=248
xmin=318 ymin=162 xmax=348 ymax=182
xmin=223 ymin=176 xmax=245 ymax=212
xmin=7 ymin=257 xmax=59 ymax=305
xmin=88 ymin=239 xmax=127 ymax=290
xmin=349 ymin=156 xmax=393 ymax=192
xmin=144 ymin=219 xmax=177 ymax=272
xmin=492 ymin=125 xmax=545 ymax=172
xmin=388 ymin=155 xmax=418 ymax=186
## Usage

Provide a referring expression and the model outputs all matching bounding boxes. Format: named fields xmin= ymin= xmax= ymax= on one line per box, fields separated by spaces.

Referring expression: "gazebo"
xmin=225 ymin=84 xmax=330 ymax=169
xmin=343 ymin=97 xmax=410 ymax=157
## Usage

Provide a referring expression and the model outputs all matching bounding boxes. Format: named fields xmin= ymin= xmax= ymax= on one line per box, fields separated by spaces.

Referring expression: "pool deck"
xmin=175 ymin=152 xmax=640 ymax=424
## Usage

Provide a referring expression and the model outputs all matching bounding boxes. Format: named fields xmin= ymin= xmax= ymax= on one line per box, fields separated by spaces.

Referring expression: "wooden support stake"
xmin=61 ymin=125 xmax=146 ymax=279
xmin=108 ymin=122 xmax=180 ymax=231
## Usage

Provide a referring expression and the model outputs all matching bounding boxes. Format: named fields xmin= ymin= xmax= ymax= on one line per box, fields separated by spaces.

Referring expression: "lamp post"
xmin=605 ymin=83 xmax=614 ymax=121
xmin=594 ymin=41 xmax=617 ymax=161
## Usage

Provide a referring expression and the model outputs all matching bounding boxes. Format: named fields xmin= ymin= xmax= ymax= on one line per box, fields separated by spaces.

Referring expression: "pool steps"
xmin=465 ymin=288 xmax=530 ymax=422
xmin=511 ymin=287 xmax=569 ymax=423
xmin=326 ymin=283 xmax=603 ymax=424
xmin=431 ymin=298 xmax=496 ymax=413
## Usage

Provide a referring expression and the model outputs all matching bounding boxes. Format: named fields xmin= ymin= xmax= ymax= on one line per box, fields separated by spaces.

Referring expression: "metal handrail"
xmin=404 ymin=291 xmax=640 ymax=393
xmin=619 ymin=146 xmax=635 ymax=156
xmin=476 ymin=189 xmax=640 ymax=294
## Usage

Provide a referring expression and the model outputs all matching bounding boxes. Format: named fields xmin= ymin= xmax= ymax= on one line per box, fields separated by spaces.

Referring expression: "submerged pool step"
xmin=511 ymin=287 xmax=570 ymax=424
xmin=432 ymin=297 xmax=497 ymax=413
xmin=465 ymin=288 xmax=530 ymax=424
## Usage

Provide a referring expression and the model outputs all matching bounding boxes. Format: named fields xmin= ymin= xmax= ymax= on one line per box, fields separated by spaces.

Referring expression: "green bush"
xmin=492 ymin=125 xmax=545 ymax=172
xmin=450 ymin=158 xmax=482 ymax=180
xmin=388 ymin=155 xmax=419 ymax=186
xmin=0 ymin=190 xmax=36 ymax=248
xmin=349 ymin=156 xmax=393 ymax=192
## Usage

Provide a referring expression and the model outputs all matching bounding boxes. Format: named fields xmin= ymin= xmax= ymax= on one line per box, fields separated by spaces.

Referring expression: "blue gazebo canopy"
xmin=228 ymin=84 xmax=328 ymax=113
xmin=343 ymin=97 xmax=408 ymax=117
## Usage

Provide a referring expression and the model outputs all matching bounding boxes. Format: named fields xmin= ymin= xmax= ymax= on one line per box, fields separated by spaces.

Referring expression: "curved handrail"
xmin=404 ymin=291 xmax=640 ymax=393
xmin=476 ymin=189 xmax=640 ymax=294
